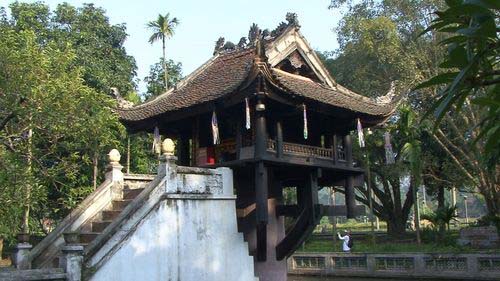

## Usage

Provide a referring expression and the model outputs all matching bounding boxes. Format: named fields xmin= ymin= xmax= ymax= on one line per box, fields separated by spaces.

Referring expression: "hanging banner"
xmin=245 ymin=97 xmax=251 ymax=130
xmin=211 ymin=110 xmax=220 ymax=145
xmin=357 ymin=118 xmax=365 ymax=148
xmin=303 ymin=103 xmax=308 ymax=139
xmin=152 ymin=126 xmax=161 ymax=154
xmin=384 ymin=131 xmax=395 ymax=164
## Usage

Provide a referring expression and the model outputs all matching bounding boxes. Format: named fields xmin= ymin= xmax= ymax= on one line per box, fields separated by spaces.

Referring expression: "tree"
xmin=143 ymin=58 xmax=182 ymax=100
xmin=326 ymin=0 xmax=498 ymax=226
xmin=0 ymin=2 xmax=136 ymax=240
xmin=417 ymin=0 xmax=500 ymax=167
xmin=147 ymin=13 xmax=179 ymax=91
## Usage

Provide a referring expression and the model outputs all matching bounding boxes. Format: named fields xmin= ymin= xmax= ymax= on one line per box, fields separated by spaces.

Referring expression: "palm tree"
xmin=147 ymin=13 xmax=179 ymax=91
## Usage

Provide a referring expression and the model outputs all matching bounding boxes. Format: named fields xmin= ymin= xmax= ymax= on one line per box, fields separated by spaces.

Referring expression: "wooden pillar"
xmin=254 ymin=94 xmax=269 ymax=261
xmin=236 ymin=120 xmax=242 ymax=160
xmin=255 ymin=161 xmax=268 ymax=261
xmin=254 ymin=97 xmax=267 ymax=159
xmin=345 ymin=176 xmax=356 ymax=219
xmin=191 ymin=117 xmax=199 ymax=166
xmin=332 ymin=134 xmax=338 ymax=165
xmin=343 ymin=134 xmax=353 ymax=167
xmin=178 ymin=134 xmax=190 ymax=166
xmin=276 ymin=121 xmax=283 ymax=158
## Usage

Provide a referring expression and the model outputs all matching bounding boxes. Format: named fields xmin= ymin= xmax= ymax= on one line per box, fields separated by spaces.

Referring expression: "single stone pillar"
xmin=62 ymin=244 xmax=84 ymax=281
xmin=14 ymin=242 xmax=32 ymax=270
xmin=105 ymin=149 xmax=124 ymax=183
xmin=158 ymin=138 xmax=178 ymax=193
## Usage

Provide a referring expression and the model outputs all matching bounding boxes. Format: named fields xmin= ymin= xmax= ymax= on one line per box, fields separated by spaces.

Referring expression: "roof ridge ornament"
xmin=110 ymin=87 xmax=134 ymax=108
xmin=375 ymin=81 xmax=397 ymax=104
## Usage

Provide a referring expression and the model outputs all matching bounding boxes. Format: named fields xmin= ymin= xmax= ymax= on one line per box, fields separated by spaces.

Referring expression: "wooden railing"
xmin=337 ymin=148 xmax=346 ymax=161
xmin=267 ymin=139 xmax=333 ymax=159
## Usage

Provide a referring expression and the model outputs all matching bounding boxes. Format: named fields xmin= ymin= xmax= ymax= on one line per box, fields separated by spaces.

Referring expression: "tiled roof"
xmin=117 ymin=47 xmax=398 ymax=123
xmin=116 ymin=48 xmax=255 ymax=121
xmin=271 ymin=69 xmax=398 ymax=118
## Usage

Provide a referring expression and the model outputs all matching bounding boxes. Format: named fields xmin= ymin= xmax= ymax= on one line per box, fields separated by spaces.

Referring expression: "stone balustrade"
xmin=288 ymin=252 xmax=500 ymax=280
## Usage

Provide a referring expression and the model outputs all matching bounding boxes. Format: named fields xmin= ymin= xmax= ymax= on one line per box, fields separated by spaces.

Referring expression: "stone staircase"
xmin=76 ymin=175 xmax=152 ymax=248
xmin=28 ymin=159 xmax=155 ymax=269
xmin=22 ymin=146 xmax=257 ymax=281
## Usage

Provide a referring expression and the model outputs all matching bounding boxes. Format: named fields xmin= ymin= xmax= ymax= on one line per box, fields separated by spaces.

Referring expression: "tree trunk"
xmin=437 ymin=185 xmax=445 ymax=209
xmin=93 ymin=152 xmax=98 ymax=190
xmin=163 ymin=37 xmax=168 ymax=90
xmin=386 ymin=216 xmax=406 ymax=238
xmin=21 ymin=128 xmax=33 ymax=234
xmin=437 ymin=185 xmax=446 ymax=237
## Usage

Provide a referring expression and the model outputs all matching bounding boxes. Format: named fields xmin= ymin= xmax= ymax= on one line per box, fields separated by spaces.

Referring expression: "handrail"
xmin=28 ymin=179 xmax=114 ymax=266
xmin=83 ymin=174 xmax=165 ymax=260
xmin=268 ymin=139 xmax=333 ymax=159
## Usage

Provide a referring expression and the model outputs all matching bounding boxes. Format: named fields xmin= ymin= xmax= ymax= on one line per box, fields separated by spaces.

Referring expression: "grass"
xmin=297 ymin=220 xmax=491 ymax=254
xmin=297 ymin=237 xmax=475 ymax=253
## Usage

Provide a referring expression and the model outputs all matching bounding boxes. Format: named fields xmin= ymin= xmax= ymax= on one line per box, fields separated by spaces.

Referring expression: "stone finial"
xmin=107 ymin=149 xmax=121 ymax=164
xmin=162 ymin=138 xmax=175 ymax=156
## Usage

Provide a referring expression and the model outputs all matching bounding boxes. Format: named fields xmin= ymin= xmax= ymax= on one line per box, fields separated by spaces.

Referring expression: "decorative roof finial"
xmin=248 ymin=23 xmax=260 ymax=45
xmin=285 ymin=12 xmax=300 ymax=28
xmin=237 ymin=37 xmax=247 ymax=48
xmin=213 ymin=37 xmax=225 ymax=55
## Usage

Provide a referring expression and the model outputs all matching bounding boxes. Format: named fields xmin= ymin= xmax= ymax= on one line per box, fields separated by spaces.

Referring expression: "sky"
xmin=1 ymin=0 xmax=343 ymax=94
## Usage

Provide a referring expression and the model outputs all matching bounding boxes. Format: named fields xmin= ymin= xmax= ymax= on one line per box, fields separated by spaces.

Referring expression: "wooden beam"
xmin=275 ymin=169 xmax=322 ymax=260
xmin=236 ymin=119 xmax=242 ymax=160
xmin=277 ymin=204 xmax=365 ymax=218
xmin=321 ymin=205 xmax=365 ymax=217
xmin=276 ymin=205 xmax=300 ymax=218
xmin=276 ymin=121 xmax=283 ymax=158
xmin=255 ymin=161 xmax=268 ymax=261
xmin=343 ymin=134 xmax=353 ymax=167
xmin=333 ymin=134 xmax=338 ymax=165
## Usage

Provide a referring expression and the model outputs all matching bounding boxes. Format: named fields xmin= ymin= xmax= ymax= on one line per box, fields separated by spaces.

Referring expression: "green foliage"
xmin=421 ymin=204 xmax=458 ymax=230
xmin=418 ymin=0 xmax=500 ymax=167
xmin=143 ymin=58 xmax=182 ymax=100
xmin=0 ymin=2 xmax=136 ymax=238
xmin=8 ymin=2 xmax=137 ymax=95
xmin=327 ymin=0 xmax=497 ymax=232
xmin=476 ymin=214 xmax=500 ymax=233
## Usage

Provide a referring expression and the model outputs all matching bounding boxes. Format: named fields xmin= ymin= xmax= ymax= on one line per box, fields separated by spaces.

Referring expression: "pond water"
xmin=288 ymin=276 xmax=457 ymax=281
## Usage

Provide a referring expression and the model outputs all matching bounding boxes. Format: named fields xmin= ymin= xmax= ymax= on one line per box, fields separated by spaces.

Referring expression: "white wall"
xmin=90 ymin=196 xmax=255 ymax=281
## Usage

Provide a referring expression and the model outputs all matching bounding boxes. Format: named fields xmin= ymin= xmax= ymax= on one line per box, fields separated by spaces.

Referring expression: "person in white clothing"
xmin=337 ymin=230 xmax=351 ymax=252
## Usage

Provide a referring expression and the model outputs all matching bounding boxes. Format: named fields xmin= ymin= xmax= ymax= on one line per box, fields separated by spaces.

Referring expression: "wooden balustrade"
xmin=268 ymin=139 xmax=333 ymax=159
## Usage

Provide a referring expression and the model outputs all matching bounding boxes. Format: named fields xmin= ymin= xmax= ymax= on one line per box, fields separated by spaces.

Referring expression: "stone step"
xmin=79 ymin=232 xmax=100 ymax=244
xmin=92 ymin=220 xmax=113 ymax=232
xmin=112 ymin=199 xmax=132 ymax=210
xmin=102 ymin=210 xmax=122 ymax=221
xmin=123 ymin=188 xmax=144 ymax=200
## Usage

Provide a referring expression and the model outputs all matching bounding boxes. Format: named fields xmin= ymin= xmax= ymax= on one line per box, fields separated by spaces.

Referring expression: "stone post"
xmin=158 ymin=138 xmax=178 ymax=193
xmin=216 ymin=167 xmax=234 ymax=197
xmin=62 ymin=244 xmax=84 ymax=281
xmin=105 ymin=149 xmax=124 ymax=183
xmin=13 ymin=242 xmax=32 ymax=270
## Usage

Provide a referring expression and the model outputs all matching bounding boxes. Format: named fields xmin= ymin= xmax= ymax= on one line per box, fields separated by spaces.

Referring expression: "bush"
xmin=476 ymin=214 xmax=500 ymax=234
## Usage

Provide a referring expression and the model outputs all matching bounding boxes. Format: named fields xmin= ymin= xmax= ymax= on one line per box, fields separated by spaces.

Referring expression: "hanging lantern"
xmin=357 ymin=118 xmax=365 ymax=148
xmin=211 ymin=110 xmax=220 ymax=145
xmin=245 ymin=97 xmax=251 ymax=130
xmin=384 ymin=131 xmax=395 ymax=164
xmin=303 ymin=103 xmax=308 ymax=139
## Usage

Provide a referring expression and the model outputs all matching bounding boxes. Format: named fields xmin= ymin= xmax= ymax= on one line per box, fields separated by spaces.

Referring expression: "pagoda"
xmin=116 ymin=14 xmax=399 ymax=281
